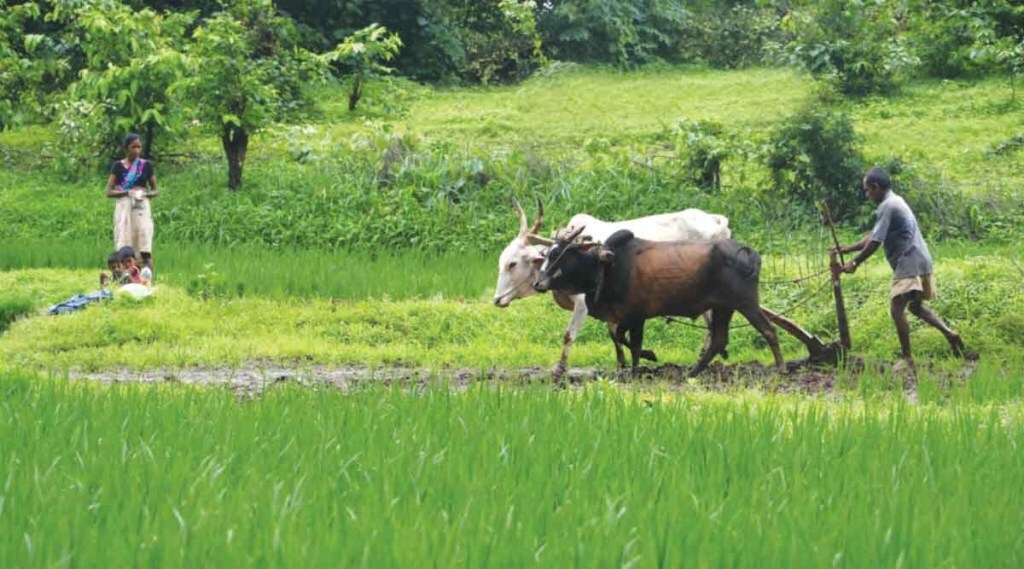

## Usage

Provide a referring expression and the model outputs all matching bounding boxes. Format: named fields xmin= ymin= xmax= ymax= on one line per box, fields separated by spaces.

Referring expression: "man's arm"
xmin=838 ymin=233 xmax=872 ymax=255
xmin=841 ymin=240 xmax=881 ymax=273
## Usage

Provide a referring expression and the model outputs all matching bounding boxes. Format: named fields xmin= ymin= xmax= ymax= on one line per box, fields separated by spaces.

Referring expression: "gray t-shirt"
xmin=871 ymin=192 xmax=933 ymax=278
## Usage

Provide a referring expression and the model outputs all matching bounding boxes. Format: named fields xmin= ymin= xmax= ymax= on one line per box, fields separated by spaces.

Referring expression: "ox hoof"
xmin=551 ymin=364 xmax=567 ymax=381
xmin=640 ymin=349 xmax=658 ymax=362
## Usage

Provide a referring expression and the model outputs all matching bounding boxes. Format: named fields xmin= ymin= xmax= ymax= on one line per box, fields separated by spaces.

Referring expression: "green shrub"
xmin=537 ymin=0 xmax=689 ymax=66
xmin=770 ymin=1 xmax=919 ymax=96
xmin=670 ymin=118 xmax=731 ymax=191
xmin=762 ymin=105 xmax=864 ymax=220
xmin=678 ymin=5 xmax=786 ymax=69
xmin=186 ymin=264 xmax=243 ymax=300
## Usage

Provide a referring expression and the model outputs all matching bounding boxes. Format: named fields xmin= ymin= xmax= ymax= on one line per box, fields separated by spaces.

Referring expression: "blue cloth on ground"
xmin=49 ymin=290 xmax=114 ymax=315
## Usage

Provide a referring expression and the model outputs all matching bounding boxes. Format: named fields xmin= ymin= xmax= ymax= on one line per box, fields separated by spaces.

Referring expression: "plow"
xmin=757 ymin=201 xmax=851 ymax=370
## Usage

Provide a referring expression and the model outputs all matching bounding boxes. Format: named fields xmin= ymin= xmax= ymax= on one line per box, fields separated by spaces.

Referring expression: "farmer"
xmin=106 ymin=133 xmax=158 ymax=272
xmin=835 ymin=167 xmax=966 ymax=366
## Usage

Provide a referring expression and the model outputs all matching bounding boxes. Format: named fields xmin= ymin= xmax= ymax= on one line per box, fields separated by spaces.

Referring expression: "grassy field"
xmin=1 ymin=374 xmax=1021 ymax=566
xmin=2 ymin=65 xmax=1023 ymax=565
xmin=0 ymin=240 xmax=1021 ymax=373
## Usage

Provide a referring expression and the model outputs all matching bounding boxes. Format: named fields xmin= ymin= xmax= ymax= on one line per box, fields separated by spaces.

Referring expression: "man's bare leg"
xmin=908 ymin=297 xmax=965 ymax=357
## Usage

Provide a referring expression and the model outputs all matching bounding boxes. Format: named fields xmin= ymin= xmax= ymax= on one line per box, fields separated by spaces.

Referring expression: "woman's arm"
xmin=106 ymin=174 xmax=129 ymax=198
xmin=145 ymin=174 xmax=159 ymax=198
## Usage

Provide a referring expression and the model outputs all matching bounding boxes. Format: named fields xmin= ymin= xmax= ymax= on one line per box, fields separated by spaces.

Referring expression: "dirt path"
xmin=66 ymin=357 xmax=979 ymax=398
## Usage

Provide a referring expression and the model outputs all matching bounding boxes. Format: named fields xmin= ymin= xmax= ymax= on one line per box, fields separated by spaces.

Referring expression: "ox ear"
xmin=530 ymin=248 xmax=547 ymax=268
xmin=598 ymin=248 xmax=616 ymax=264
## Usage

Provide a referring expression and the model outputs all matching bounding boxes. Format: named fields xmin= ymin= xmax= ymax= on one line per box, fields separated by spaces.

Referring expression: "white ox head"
xmin=493 ymin=198 xmax=554 ymax=307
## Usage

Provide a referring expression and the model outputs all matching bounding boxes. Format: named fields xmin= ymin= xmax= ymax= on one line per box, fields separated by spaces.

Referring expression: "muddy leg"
xmin=627 ymin=319 xmax=646 ymax=369
xmin=908 ymin=296 xmax=965 ymax=357
xmin=740 ymin=304 xmax=785 ymax=373
xmin=607 ymin=322 xmax=627 ymax=368
xmin=554 ymin=295 xmax=589 ymax=380
xmin=890 ymin=294 xmax=913 ymax=361
xmin=700 ymin=310 xmax=727 ymax=360
xmin=689 ymin=309 xmax=732 ymax=377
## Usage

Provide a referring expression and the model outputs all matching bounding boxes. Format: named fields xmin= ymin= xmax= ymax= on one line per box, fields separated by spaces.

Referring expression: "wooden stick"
xmin=829 ymin=249 xmax=852 ymax=352
xmin=819 ymin=200 xmax=852 ymax=353
xmin=819 ymin=200 xmax=845 ymax=266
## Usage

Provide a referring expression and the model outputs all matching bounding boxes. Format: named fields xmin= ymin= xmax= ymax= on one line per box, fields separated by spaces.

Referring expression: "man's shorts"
xmin=891 ymin=273 xmax=935 ymax=300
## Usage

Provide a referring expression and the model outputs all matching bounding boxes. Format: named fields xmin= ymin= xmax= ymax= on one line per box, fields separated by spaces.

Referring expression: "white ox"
xmin=493 ymin=198 xmax=731 ymax=376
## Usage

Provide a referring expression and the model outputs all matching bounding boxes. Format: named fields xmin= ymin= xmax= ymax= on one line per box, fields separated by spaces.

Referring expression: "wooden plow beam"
xmin=762 ymin=308 xmax=843 ymax=367
xmin=749 ymin=201 xmax=852 ymax=368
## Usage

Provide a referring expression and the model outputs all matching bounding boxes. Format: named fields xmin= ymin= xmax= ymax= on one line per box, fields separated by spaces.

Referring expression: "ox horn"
xmin=529 ymin=197 xmax=544 ymax=236
xmin=560 ymin=224 xmax=587 ymax=243
xmin=512 ymin=197 xmax=528 ymax=239
xmin=526 ymin=234 xmax=554 ymax=246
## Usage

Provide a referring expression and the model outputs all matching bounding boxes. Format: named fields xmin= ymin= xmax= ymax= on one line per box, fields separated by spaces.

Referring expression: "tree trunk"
xmin=348 ymin=74 xmax=363 ymax=111
xmin=143 ymin=120 xmax=155 ymax=159
xmin=221 ymin=123 xmax=249 ymax=191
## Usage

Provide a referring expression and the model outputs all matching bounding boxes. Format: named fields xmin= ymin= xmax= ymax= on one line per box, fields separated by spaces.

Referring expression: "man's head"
xmin=863 ymin=167 xmax=891 ymax=203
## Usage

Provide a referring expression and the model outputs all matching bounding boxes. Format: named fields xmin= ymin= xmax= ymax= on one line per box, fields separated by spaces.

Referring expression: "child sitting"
xmin=118 ymin=247 xmax=143 ymax=285
xmin=99 ymin=251 xmax=123 ymax=289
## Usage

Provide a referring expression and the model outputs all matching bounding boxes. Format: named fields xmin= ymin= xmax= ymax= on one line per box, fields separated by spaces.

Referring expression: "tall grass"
xmin=0 ymin=373 xmax=1021 ymax=566
xmin=0 ymin=239 xmax=496 ymax=300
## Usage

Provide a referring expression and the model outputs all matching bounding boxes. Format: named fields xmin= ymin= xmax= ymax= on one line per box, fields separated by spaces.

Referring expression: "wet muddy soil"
xmin=67 ymin=356 xmax=979 ymax=398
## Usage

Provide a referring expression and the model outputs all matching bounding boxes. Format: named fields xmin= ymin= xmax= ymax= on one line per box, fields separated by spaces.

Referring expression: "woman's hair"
xmin=123 ymin=133 xmax=142 ymax=149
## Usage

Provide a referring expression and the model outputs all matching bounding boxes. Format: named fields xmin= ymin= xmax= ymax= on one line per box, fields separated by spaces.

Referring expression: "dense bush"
xmin=536 ymin=0 xmax=689 ymax=67
xmin=762 ymin=105 xmax=865 ymax=221
xmin=771 ymin=0 xmax=919 ymax=96
xmin=908 ymin=3 xmax=984 ymax=79
xmin=677 ymin=5 xmax=786 ymax=68
xmin=665 ymin=119 xmax=732 ymax=191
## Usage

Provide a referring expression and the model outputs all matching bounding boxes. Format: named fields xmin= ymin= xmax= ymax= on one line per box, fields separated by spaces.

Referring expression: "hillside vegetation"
xmin=2 ymin=67 xmax=1023 ymax=257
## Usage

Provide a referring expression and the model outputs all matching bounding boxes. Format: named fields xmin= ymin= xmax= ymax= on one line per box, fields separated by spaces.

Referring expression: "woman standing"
xmin=106 ymin=133 xmax=158 ymax=271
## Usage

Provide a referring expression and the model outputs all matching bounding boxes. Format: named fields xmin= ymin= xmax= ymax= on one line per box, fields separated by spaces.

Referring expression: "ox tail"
xmin=719 ymin=244 xmax=761 ymax=282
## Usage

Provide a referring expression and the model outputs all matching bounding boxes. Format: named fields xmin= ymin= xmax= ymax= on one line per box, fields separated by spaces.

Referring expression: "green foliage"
xmin=970 ymin=30 xmax=1024 ymax=101
xmin=458 ymin=0 xmax=546 ymax=84
xmin=0 ymin=1 xmax=69 ymax=127
xmin=321 ymin=23 xmax=402 ymax=111
xmin=669 ymin=118 xmax=731 ymax=191
xmin=763 ymin=104 xmax=864 ymax=220
xmin=537 ymin=0 xmax=690 ymax=67
xmin=4 ymin=65 xmax=1024 ymax=253
xmin=960 ymin=0 xmax=1024 ymax=99
xmin=772 ymin=0 xmax=920 ymax=96
xmin=907 ymin=3 xmax=986 ymax=79
xmin=51 ymin=0 xmax=192 ymax=171
xmin=678 ymin=4 xmax=787 ymax=68
xmin=186 ymin=263 xmax=242 ymax=300
xmin=174 ymin=0 xmax=318 ymax=189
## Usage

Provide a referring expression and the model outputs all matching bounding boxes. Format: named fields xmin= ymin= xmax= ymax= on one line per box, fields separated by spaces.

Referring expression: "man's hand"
xmin=831 ymin=245 xmax=849 ymax=256
xmin=841 ymin=262 xmax=857 ymax=274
